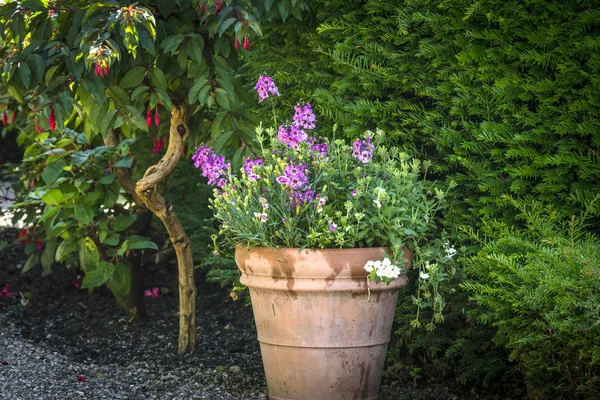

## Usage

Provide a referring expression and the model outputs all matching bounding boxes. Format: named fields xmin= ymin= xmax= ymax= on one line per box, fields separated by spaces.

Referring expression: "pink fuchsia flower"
xmin=153 ymin=137 xmax=166 ymax=154
xmin=144 ymin=287 xmax=159 ymax=298
xmin=49 ymin=107 xmax=56 ymax=131
xmin=0 ymin=284 xmax=11 ymax=298
xmin=255 ymin=75 xmax=280 ymax=102
xmin=77 ymin=375 xmax=85 ymax=382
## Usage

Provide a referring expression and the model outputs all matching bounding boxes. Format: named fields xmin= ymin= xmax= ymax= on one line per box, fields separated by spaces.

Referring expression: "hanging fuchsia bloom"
xmin=292 ymin=103 xmax=316 ymax=130
xmin=234 ymin=39 xmax=239 ymax=50
xmin=146 ymin=105 xmax=152 ymax=128
xmin=144 ymin=287 xmax=159 ymax=298
xmin=216 ymin=0 xmax=223 ymax=13
xmin=10 ymin=110 xmax=17 ymax=123
xmin=49 ymin=107 xmax=56 ymax=131
xmin=243 ymin=158 xmax=264 ymax=181
xmin=352 ymin=138 xmax=374 ymax=163
xmin=1 ymin=111 xmax=6 ymax=126
xmin=192 ymin=145 xmax=230 ymax=187
xmin=243 ymin=35 xmax=250 ymax=50
xmin=95 ymin=61 xmax=109 ymax=77
xmin=255 ymin=75 xmax=280 ymax=102
xmin=153 ymin=137 xmax=166 ymax=154
xmin=154 ymin=108 xmax=160 ymax=126
xmin=77 ymin=375 xmax=85 ymax=382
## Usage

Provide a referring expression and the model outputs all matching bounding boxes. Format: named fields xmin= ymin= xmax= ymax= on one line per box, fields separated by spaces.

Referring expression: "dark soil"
xmin=0 ymin=228 xmax=515 ymax=399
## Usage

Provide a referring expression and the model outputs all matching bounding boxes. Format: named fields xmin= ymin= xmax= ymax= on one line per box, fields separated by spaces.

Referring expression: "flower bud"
xmin=49 ymin=107 xmax=56 ymax=131
xmin=146 ymin=105 xmax=152 ymax=128
xmin=154 ymin=108 xmax=160 ymax=126
xmin=243 ymin=35 xmax=250 ymax=50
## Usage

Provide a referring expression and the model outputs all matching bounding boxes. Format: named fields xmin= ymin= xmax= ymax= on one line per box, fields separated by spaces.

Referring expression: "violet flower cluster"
xmin=192 ymin=145 xmax=230 ymax=187
xmin=243 ymin=158 xmax=264 ymax=181
xmin=292 ymin=103 xmax=316 ymax=130
xmin=352 ymin=138 xmax=374 ymax=163
xmin=278 ymin=124 xmax=308 ymax=149
xmin=255 ymin=75 xmax=280 ymax=102
xmin=276 ymin=164 xmax=310 ymax=190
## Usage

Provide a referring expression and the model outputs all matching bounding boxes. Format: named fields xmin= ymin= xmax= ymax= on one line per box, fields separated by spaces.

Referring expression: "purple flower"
xmin=192 ymin=145 xmax=230 ymax=187
xmin=255 ymin=75 xmax=280 ymax=102
xmin=278 ymin=124 xmax=308 ymax=149
xmin=329 ymin=220 xmax=337 ymax=231
xmin=352 ymin=138 xmax=374 ymax=163
xmin=291 ymin=189 xmax=315 ymax=207
xmin=309 ymin=142 xmax=327 ymax=157
xmin=351 ymin=190 xmax=357 ymax=196
xmin=292 ymin=103 xmax=316 ymax=130
xmin=243 ymin=158 xmax=264 ymax=181
xmin=276 ymin=163 xmax=309 ymax=190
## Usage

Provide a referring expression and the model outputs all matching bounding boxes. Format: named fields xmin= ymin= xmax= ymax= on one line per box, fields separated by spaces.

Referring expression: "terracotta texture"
xmin=235 ymin=246 xmax=412 ymax=400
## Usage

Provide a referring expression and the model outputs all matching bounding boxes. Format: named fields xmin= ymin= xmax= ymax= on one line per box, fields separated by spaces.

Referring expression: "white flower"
xmin=259 ymin=197 xmax=269 ymax=209
xmin=446 ymin=246 xmax=457 ymax=258
xmin=419 ymin=271 xmax=430 ymax=280
xmin=254 ymin=212 xmax=268 ymax=223
xmin=373 ymin=199 xmax=382 ymax=209
xmin=363 ymin=259 xmax=401 ymax=280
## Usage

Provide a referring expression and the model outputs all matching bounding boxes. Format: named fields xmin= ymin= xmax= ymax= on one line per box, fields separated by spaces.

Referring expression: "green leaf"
xmin=82 ymin=261 xmax=114 ymax=288
xmin=187 ymin=38 xmax=204 ymax=63
xmin=219 ymin=18 xmax=237 ymax=37
xmin=56 ymin=238 xmax=78 ymax=262
xmin=154 ymin=88 xmax=173 ymax=110
xmin=42 ymin=159 xmax=66 ymax=185
xmin=79 ymin=237 xmax=100 ymax=272
xmin=31 ymin=54 xmax=45 ymax=81
xmin=103 ymin=180 xmax=121 ymax=209
xmin=150 ymin=68 xmax=167 ymax=90
xmin=160 ymin=34 xmax=183 ymax=55
xmin=74 ymin=204 xmax=94 ymax=225
xmin=39 ymin=206 xmax=59 ymax=223
xmin=42 ymin=189 xmax=65 ymax=205
xmin=99 ymin=172 xmax=116 ymax=184
xmin=114 ymin=156 xmax=133 ymax=168
xmin=279 ymin=1 xmax=290 ymax=21
xmin=108 ymin=85 xmax=131 ymax=106
xmin=113 ymin=214 xmax=137 ymax=232
xmin=215 ymin=88 xmax=230 ymax=110
xmin=120 ymin=66 xmax=146 ymax=89
xmin=108 ymin=263 xmax=131 ymax=297
xmin=189 ymin=77 xmax=209 ymax=104
xmin=18 ymin=62 xmax=32 ymax=89
xmin=22 ymin=254 xmax=39 ymax=274
xmin=123 ymin=235 xmax=158 ymax=251
xmin=124 ymin=105 xmax=148 ymax=132
xmin=41 ymin=238 xmax=57 ymax=275
xmin=101 ymin=233 xmax=120 ymax=246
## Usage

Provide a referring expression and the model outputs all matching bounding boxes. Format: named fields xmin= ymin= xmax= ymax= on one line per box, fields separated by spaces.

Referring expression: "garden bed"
xmin=0 ymin=228 xmax=507 ymax=399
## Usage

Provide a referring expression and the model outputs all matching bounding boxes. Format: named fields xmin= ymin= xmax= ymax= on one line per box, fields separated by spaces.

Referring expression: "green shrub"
xmin=463 ymin=200 xmax=600 ymax=398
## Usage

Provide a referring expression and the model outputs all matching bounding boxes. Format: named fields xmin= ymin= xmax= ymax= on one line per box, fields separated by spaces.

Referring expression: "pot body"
xmin=235 ymin=246 xmax=411 ymax=400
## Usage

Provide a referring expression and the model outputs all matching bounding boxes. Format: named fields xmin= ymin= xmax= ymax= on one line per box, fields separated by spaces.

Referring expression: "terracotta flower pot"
xmin=235 ymin=246 xmax=412 ymax=400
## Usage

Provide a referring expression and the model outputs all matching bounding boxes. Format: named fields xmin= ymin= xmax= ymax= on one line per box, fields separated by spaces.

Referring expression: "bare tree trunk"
xmin=135 ymin=104 xmax=197 ymax=354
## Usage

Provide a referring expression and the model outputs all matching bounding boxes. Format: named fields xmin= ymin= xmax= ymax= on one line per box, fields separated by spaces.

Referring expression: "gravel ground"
xmin=0 ymin=315 xmax=268 ymax=400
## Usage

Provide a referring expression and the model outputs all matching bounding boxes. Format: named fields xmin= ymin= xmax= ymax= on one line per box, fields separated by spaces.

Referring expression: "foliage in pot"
xmin=195 ymin=75 xmax=454 ymax=310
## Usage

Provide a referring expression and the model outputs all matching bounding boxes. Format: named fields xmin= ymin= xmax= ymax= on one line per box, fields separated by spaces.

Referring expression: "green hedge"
xmin=246 ymin=0 xmax=600 ymax=227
